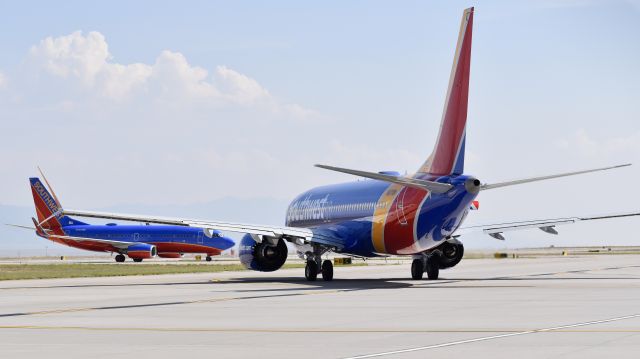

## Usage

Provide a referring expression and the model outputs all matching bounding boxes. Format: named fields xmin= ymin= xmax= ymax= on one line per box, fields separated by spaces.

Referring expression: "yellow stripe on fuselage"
xmin=371 ymin=184 xmax=402 ymax=253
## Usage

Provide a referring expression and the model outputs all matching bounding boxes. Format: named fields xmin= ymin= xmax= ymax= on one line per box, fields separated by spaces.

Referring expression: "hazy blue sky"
xmin=1 ymin=0 xmax=639 ymax=254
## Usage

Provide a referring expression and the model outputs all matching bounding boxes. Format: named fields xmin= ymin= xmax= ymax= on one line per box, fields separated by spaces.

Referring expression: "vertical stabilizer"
xmin=418 ymin=7 xmax=473 ymax=176
xmin=30 ymin=177 xmax=63 ymax=229
xmin=29 ymin=176 xmax=86 ymax=228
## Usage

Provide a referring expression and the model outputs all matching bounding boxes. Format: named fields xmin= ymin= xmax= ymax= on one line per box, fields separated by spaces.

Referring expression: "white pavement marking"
xmin=343 ymin=313 xmax=640 ymax=359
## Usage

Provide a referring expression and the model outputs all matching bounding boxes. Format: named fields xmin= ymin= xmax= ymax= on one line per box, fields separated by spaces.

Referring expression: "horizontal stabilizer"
xmin=4 ymin=223 xmax=36 ymax=230
xmin=481 ymin=164 xmax=631 ymax=190
xmin=459 ymin=211 xmax=640 ymax=240
xmin=315 ymin=164 xmax=453 ymax=194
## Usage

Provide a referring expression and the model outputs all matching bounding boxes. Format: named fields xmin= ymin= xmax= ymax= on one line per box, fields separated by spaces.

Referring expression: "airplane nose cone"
xmin=220 ymin=236 xmax=235 ymax=250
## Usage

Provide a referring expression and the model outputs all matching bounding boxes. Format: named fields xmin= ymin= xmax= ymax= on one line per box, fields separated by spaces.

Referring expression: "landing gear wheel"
xmin=425 ymin=254 xmax=440 ymax=280
xmin=322 ymin=260 xmax=334 ymax=281
xmin=115 ymin=254 xmax=126 ymax=263
xmin=133 ymin=258 xmax=143 ymax=263
xmin=305 ymin=260 xmax=318 ymax=281
xmin=206 ymin=256 xmax=212 ymax=262
xmin=411 ymin=259 xmax=424 ymax=280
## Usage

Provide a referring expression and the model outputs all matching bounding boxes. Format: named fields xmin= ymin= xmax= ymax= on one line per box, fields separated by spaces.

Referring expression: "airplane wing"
xmin=46 ymin=233 xmax=134 ymax=250
xmin=61 ymin=209 xmax=343 ymax=249
xmin=457 ymin=211 xmax=640 ymax=240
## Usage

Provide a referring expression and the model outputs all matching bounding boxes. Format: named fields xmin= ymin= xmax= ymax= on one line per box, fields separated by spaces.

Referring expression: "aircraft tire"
xmin=133 ymin=258 xmax=143 ymax=263
xmin=305 ymin=260 xmax=318 ymax=281
xmin=411 ymin=259 xmax=424 ymax=280
xmin=425 ymin=254 xmax=440 ymax=280
xmin=322 ymin=260 xmax=334 ymax=281
xmin=206 ymin=256 xmax=212 ymax=262
xmin=115 ymin=254 xmax=126 ymax=263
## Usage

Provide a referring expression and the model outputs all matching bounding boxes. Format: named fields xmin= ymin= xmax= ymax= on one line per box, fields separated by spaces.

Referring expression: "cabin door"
xmin=197 ymin=231 xmax=204 ymax=244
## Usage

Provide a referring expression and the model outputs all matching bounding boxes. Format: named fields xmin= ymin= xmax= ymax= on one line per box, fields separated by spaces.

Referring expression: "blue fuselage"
xmin=285 ymin=175 xmax=478 ymax=257
xmin=49 ymin=224 xmax=234 ymax=255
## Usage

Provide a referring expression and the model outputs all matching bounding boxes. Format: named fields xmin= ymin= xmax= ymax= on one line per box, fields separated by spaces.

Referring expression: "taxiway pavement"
xmin=0 ymin=255 xmax=639 ymax=358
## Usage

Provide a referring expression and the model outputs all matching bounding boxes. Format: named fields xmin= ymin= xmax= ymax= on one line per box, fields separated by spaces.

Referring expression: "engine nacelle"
xmin=157 ymin=252 xmax=183 ymax=259
xmin=239 ymin=234 xmax=288 ymax=272
xmin=127 ymin=243 xmax=157 ymax=259
xmin=435 ymin=239 xmax=464 ymax=269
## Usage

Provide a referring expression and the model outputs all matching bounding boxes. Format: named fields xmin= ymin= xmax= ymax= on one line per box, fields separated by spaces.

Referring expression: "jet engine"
xmin=239 ymin=234 xmax=288 ymax=272
xmin=435 ymin=239 xmax=464 ymax=269
xmin=126 ymin=243 xmax=157 ymax=259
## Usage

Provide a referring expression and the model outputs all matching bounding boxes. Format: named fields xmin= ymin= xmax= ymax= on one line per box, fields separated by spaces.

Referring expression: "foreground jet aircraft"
xmin=12 ymin=174 xmax=234 ymax=262
xmin=60 ymin=7 xmax=639 ymax=280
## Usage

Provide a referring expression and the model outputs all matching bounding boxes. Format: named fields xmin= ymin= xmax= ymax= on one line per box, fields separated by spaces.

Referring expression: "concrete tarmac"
xmin=0 ymin=255 xmax=639 ymax=358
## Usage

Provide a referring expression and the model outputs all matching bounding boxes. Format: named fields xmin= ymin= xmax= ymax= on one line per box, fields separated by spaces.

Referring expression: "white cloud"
xmin=215 ymin=65 xmax=270 ymax=104
xmin=26 ymin=30 xmax=312 ymax=117
xmin=324 ymin=140 xmax=423 ymax=174
xmin=29 ymin=31 xmax=110 ymax=85
xmin=555 ymin=129 xmax=640 ymax=157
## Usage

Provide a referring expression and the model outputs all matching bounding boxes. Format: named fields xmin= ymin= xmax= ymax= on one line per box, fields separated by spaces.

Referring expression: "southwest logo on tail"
xmin=53 ymin=7 xmax=640 ymax=281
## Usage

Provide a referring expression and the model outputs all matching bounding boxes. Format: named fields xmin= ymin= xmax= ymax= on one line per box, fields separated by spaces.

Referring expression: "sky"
xmin=0 ymin=0 xmax=639 ymax=255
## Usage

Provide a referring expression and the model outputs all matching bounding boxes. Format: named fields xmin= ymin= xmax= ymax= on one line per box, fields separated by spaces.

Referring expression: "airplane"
xmin=9 ymin=173 xmax=234 ymax=262
xmin=56 ymin=7 xmax=639 ymax=280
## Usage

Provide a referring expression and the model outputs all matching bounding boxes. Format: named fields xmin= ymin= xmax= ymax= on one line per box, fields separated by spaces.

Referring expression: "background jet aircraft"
xmin=12 ymin=174 xmax=234 ymax=262
xmin=59 ymin=7 xmax=639 ymax=279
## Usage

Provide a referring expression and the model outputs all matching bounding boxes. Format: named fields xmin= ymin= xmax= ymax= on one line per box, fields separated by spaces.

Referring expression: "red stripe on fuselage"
xmin=383 ymin=188 xmax=429 ymax=254
xmin=153 ymin=243 xmax=222 ymax=256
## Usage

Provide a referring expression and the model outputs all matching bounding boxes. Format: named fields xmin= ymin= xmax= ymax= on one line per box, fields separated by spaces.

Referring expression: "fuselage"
xmin=41 ymin=224 xmax=234 ymax=256
xmin=286 ymin=174 xmax=479 ymax=257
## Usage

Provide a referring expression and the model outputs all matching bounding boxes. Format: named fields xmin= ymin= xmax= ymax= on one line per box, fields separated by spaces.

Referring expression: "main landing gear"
xmin=411 ymin=252 xmax=440 ymax=280
xmin=206 ymin=255 xmax=212 ymax=262
xmin=133 ymin=258 xmax=143 ymax=263
xmin=304 ymin=245 xmax=333 ymax=281
xmin=115 ymin=254 xmax=126 ymax=263
xmin=305 ymin=259 xmax=334 ymax=281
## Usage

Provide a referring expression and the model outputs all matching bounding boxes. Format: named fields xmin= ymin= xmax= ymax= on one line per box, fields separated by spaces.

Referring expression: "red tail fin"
xmin=418 ymin=7 xmax=473 ymax=176
xmin=30 ymin=177 xmax=62 ymax=229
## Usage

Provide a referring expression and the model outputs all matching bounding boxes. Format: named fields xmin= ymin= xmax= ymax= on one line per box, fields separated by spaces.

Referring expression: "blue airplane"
xmin=19 ymin=173 xmax=234 ymax=262
xmin=58 ymin=7 xmax=639 ymax=280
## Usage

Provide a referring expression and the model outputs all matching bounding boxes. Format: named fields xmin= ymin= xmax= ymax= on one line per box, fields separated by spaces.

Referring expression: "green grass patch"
xmin=0 ymin=263 xmax=307 ymax=281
